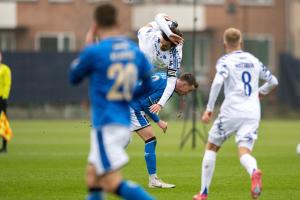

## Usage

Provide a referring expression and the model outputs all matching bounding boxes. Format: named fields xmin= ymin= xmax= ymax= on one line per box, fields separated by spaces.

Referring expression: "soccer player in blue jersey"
xmin=130 ymin=72 xmax=198 ymax=188
xmin=69 ymin=4 xmax=155 ymax=200
xmin=138 ymin=13 xmax=184 ymax=115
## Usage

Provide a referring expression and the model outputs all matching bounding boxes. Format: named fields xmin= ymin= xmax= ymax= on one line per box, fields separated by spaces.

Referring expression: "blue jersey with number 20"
xmin=69 ymin=36 xmax=153 ymax=128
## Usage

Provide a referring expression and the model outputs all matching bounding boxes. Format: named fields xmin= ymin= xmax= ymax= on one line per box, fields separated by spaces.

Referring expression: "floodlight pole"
xmin=180 ymin=0 xmax=206 ymax=149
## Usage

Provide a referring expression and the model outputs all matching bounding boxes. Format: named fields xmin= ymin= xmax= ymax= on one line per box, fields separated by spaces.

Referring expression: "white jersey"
xmin=137 ymin=21 xmax=183 ymax=107
xmin=137 ymin=21 xmax=182 ymax=77
xmin=210 ymin=50 xmax=274 ymax=120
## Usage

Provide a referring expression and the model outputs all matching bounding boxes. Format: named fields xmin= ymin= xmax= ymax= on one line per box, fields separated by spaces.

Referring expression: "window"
xmin=239 ymin=0 xmax=273 ymax=6
xmin=36 ymin=32 xmax=75 ymax=52
xmin=0 ymin=32 xmax=16 ymax=51
xmin=182 ymin=33 xmax=211 ymax=79
xmin=243 ymin=35 xmax=272 ymax=66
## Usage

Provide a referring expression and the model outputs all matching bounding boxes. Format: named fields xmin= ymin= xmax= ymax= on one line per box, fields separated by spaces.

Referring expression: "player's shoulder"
xmin=152 ymin=72 xmax=167 ymax=81
xmin=0 ymin=63 xmax=10 ymax=69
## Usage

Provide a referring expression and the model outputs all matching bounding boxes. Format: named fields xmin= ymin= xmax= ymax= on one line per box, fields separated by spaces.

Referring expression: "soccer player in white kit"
xmin=137 ymin=13 xmax=183 ymax=188
xmin=193 ymin=28 xmax=278 ymax=200
xmin=138 ymin=13 xmax=184 ymax=114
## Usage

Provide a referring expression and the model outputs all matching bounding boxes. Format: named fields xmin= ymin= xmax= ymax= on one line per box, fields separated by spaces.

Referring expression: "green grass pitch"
xmin=0 ymin=119 xmax=299 ymax=200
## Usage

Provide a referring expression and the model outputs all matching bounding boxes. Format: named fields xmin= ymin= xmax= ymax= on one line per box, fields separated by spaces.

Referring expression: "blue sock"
xmin=144 ymin=137 xmax=157 ymax=175
xmin=87 ymin=188 xmax=103 ymax=200
xmin=115 ymin=180 xmax=155 ymax=200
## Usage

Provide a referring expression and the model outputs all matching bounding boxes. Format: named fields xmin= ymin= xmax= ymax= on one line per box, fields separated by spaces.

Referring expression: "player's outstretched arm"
xmin=157 ymin=120 xmax=168 ymax=133
xmin=155 ymin=13 xmax=184 ymax=45
xmin=202 ymin=73 xmax=225 ymax=123
xmin=259 ymin=75 xmax=278 ymax=96
xmin=201 ymin=110 xmax=213 ymax=124
xmin=69 ymin=49 xmax=93 ymax=85
xmin=85 ymin=23 xmax=98 ymax=45
xmin=150 ymin=77 xmax=177 ymax=114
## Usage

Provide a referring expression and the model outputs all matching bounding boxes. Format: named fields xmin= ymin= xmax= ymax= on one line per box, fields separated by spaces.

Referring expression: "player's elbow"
xmin=271 ymin=75 xmax=279 ymax=88
xmin=155 ymin=13 xmax=169 ymax=21
xmin=69 ymin=72 xmax=81 ymax=86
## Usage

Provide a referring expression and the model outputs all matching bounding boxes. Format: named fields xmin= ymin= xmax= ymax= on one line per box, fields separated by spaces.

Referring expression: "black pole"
xmin=180 ymin=0 xmax=207 ymax=149
xmin=191 ymin=0 xmax=197 ymax=148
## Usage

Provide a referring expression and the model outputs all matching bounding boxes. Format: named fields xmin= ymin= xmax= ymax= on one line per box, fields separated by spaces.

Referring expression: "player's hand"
xmin=169 ymin=33 xmax=184 ymax=45
xmin=150 ymin=104 xmax=162 ymax=114
xmin=157 ymin=120 xmax=168 ymax=133
xmin=258 ymin=93 xmax=265 ymax=100
xmin=85 ymin=23 xmax=97 ymax=45
xmin=201 ymin=111 xmax=213 ymax=124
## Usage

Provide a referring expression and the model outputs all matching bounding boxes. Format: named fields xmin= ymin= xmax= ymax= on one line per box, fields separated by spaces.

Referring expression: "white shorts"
xmin=88 ymin=125 xmax=130 ymax=176
xmin=208 ymin=116 xmax=259 ymax=151
xmin=130 ymin=108 xmax=150 ymax=132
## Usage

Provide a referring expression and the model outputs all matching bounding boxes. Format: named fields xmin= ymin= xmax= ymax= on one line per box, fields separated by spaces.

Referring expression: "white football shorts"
xmin=208 ymin=116 xmax=259 ymax=151
xmin=88 ymin=124 xmax=131 ymax=175
xmin=130 ymin=108 xmax=150 ymax=132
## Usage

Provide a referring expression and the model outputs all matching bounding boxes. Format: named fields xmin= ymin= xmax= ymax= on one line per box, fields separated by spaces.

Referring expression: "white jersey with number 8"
xmin=215 ymin=50 xmax=273 ymax=120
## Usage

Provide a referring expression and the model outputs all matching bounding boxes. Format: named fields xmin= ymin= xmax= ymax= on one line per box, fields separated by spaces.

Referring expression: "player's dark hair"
xmin=161 ymin=21 xmax=183 ymax=47
xmin=94 ymin=4 xmax=117 ymax=28
xmin=179 ymin=73 xmax=199 ymax=89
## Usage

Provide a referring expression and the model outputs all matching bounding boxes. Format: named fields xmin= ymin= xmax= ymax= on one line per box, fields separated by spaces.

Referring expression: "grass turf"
xmin=0 ymin=119 xmax=299 ymax=200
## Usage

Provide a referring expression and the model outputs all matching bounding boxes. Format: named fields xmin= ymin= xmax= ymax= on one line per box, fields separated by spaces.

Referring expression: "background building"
xmin=0 ymin=0 xmax=299 ymax=116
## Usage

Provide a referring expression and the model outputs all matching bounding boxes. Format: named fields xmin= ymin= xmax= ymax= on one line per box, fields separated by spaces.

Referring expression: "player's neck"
xmin=99 ymin=27 xmax=121 ymax=40
xmin=226 ymin=47 xmax=241 ymax=54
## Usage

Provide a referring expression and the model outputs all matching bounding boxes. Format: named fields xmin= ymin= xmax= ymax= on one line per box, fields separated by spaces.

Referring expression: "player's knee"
xmin=86 ymin=164 xmax=98 ymax=187
xmin=206 ymin=142 xmax=220 ymax=152
xmin=145 ymin=136 xmax=156 ymax=144
xmin=238 ymin=146 xmax=252 ymax=157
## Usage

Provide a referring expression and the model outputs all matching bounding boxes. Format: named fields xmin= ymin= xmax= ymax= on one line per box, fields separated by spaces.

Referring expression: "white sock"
xmin=240 ymin=154 xmax=257 ymax=176
xmin=200 ymin=150 xmax=217 ymax=195
xmin=149 ymin=174 xmax=157 ymax=180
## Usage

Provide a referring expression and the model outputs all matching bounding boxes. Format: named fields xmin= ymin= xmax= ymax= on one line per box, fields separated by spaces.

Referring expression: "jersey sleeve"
xmin=258 ymin=62 xmax=272 ymax=81
xmin=167 ymin=45 xmax=182 ymax=77
xmin=258 ymin=61 xmax=278 ymax=95
xmin=69 ymin=46 xmax=94 ymax=85
xmin=133 ymin=50 xmax=153 ymax=99
xmin=206 ymin=73 xmax=225 ymax=112
xmin=144 ymin=108 xmax=160 ymax=123
xmin=157 ymin=77 xmax=176 ymax=107
xmin=216 ymin=58 xmax=229 ymax=79
xmin=138 ymin=25 xmax=159 ymax=45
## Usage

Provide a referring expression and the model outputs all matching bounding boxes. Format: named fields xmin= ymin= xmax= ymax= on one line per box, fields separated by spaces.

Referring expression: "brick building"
xmin=0 ymin=0 xmax=132 ymax=52
xmin=0 ymin=0 xmax=292 ymax=78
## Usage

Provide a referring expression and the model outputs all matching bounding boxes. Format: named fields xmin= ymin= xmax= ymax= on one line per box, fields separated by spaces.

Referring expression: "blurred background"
xmin=0 ymin=0 xmax=299 ymax=119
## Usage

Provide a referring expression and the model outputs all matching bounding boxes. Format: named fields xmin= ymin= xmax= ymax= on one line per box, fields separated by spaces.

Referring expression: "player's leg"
xmin=137 ymin=126 xmax=157 ymax=179
xmin=88 ymin=126 xmax=154 ymax=200
xmin=87 ymin=164 xmax=154 ymax=200
xmin=131 ymin=109 xmax=174 ymax=188
xmin=86 ymin=164 xmax=105 ymax=200
xmin=136 ymin=125 xmax=175 ymax=188
xmin=0 ymin=99 xmax=7 ymax=153
xmin=193 ymin=142 xmax=220 ymax=200
xmin=236 ymin=119 xmax=262 ymax=199
xmin=194 ymin=116 xmax=237 ymax=200
xmin=131 ymin=109 xmax=157 ymax=181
